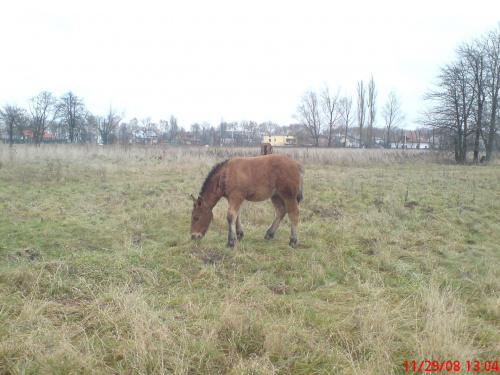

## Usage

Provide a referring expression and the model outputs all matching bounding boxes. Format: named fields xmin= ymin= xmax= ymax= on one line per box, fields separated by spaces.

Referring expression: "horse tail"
xmin=297 ymin=165 xmax=304 ymax=204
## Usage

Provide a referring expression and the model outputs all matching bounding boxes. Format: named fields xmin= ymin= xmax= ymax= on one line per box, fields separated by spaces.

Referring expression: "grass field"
xmin=1 ymin=144 xmax=499 ymax=374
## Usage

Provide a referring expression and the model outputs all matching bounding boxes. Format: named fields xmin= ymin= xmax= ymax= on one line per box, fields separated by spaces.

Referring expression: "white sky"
xmin=1 ymin=0 xmax=499 ymax=130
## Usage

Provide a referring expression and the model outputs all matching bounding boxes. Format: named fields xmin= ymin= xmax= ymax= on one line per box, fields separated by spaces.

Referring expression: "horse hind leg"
xmin=265 ymin=195 xmax=286 ymax=240
xmin=285 ymin=198 xmax=299 ymax=248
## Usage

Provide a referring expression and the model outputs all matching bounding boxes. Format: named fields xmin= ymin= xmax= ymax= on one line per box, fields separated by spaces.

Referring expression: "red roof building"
xmin=22 ymin=130 xmax=54 ymax=139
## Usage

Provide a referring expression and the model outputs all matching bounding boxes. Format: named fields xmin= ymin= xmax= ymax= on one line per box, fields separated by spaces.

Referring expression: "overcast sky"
xmin=1 ymin=0 xmax=499 ymax=130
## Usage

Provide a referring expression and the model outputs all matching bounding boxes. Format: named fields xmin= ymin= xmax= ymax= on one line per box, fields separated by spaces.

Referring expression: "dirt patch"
xmin=191 ymin=246 xmax=224 ymax=265
xmin=404 ymin=201 xmax=419 ymax=209
xmin=267 ymin=282 xmax=292 ymax=295
xmin=132 ymin=232 xmax=146 ymax=244
xmin=14 ymin=248 xmax=41 ymax=261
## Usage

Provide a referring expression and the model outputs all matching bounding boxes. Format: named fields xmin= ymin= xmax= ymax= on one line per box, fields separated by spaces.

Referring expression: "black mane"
xmin=199 ymin=159 xmax=228 ymax=197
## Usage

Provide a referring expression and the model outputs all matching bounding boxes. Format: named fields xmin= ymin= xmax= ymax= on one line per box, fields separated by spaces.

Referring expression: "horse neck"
xmin=201 ymin=169 xmax=225 ymax=208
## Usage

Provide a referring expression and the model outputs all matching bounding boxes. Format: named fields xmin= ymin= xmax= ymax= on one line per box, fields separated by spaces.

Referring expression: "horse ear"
xmin=190 ymin=194 xmax=197 ymax=203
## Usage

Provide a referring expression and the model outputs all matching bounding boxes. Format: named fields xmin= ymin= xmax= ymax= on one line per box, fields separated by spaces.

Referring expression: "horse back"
xmin=224 ymin=154 xmax=302 ymax=202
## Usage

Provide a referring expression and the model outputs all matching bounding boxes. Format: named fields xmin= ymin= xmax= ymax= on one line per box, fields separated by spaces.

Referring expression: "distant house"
xmin=390 ymin=137 xmax=401 ymax=149
xmin=390 ymin=131 xmax=429 ymax=149
xmin=318 ymin=137 xmax=329 ymax=147
xmin=402 ymin=131 xmax=429 ymax=149
xmin=344 ymin=134 xmax=361 ymax=148
xmin=131 ymin=129 xmax=159 ymax=144
xmin=262 ymin=135 xmax=297 ymax=147
xmin=22 ymin=130 xmax=54 ymax=140
xmin=180 ymin=132 xmax=201 ymax=145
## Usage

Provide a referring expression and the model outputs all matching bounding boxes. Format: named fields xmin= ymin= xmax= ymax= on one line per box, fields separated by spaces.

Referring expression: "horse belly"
xmin=245 ymin=187 xmax=275 ymax=202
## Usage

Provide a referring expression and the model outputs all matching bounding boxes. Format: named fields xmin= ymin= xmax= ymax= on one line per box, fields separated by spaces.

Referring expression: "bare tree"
xmin=98 ymin=106 xmax=122 ymax=145
xmin=118 ymin=122 xmax=131 ymax=144
xmin=169 ymin=115 xmax=179 ymax=141
xmin=321 ymin=84 xmax=341 ymax=147
xmin=338 ymin=95 xmax=354 ymax=147
xmin=0 ymin=104 xmax=28 ymax=146
xmin=382 ymin=90 xmax=406 ymax=147
xmin=59 ymin=91 xmax=88 ymax=143
xmin=261 ymin=121 xmax=280 ymax=136
xmin=228 ymin=121 xmax=240 ymax=145
xmin=294 ymin=90 xmax=322 ymax=146
xmin=28 ymin=91 xmax=59 ymax=146
xmin=367 ymin=75 xmax=377 ymax=147
xmin=357 ymin=80 xmax=366 ymax=146
xmin=200 ymin=121 xmax=213 ymax=145
xmin=240 ymin=120 xmax=258 ymax=146
xmin=258 ymin=121 xmax=270 ymax=137
xmin=140 ymin=117 xmax=153 ymax=130
xmin=422 ymin=59 xmax=476 ymax=163
xmin=159 ymin=119 xmax=169 ymax=139
xmin=420 ymin=24 xmax=500 ymax=162
xmin=190 ymin=123 xmax=201 ymax=142
xmin=218 ymin=119 xmax=227 ymax=145
xmin=459 ymin=41 xmax=488 ymax=162
xmin=483 ymin=24 xmax=500 ymax=161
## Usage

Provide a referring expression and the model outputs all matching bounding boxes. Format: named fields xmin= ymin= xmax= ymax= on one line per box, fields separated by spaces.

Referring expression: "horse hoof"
xmin=237 ymin=232 xmax=244 ymax=240
xmin=264 ymin=232 xmax=274 ymax=240
xmin=226 ymin=241 xmax=235 ymax=248
xmin=289 ymin=239 xmax=297 ymax=248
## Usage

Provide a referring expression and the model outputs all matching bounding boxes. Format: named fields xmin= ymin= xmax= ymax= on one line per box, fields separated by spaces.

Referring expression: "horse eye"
xmin=194 ymin=217 xmax=199 ymax=221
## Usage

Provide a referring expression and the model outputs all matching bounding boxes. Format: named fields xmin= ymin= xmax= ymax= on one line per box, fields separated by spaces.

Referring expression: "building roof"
xmin=22 ymin=130 xmax=54 ymax=139
xmin=133 ymin=130 xmax=158 ymax=138
xmin=404 ymin=131 xmax=429 ymax=143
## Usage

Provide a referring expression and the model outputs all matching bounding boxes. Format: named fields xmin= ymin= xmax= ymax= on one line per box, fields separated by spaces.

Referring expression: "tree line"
xmin=293 ymin=76 xmax=405 ymax=148
xmin=2 ymin=24 xmax=499 ymax=156
xmin=421 ymin=23 xmax=500 ymax=163
xmin=0 ymin=87 xmax=400 ymax=148
xmin=0 ymin=91 xmax=123 ymax=146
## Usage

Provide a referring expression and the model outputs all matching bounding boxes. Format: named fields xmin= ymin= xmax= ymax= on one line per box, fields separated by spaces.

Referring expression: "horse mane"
xmin=199 ymin=159 xmax=229 ymax=196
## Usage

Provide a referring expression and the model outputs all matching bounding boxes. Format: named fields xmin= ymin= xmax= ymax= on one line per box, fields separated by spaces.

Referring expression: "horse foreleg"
xmin=265 ymin=195 xmax=286 ymax=240
xmin=227 ymin=200 xmax=243 ymax=247
xmin=236 ymin=210 xmax=244 ymax=240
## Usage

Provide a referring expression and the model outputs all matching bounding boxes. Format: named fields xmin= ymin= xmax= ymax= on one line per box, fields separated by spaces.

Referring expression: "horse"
xmin=260 ymin=142 xmax=273 ymax=155
xmin=190 ymin=154 xmax=303 ymax=247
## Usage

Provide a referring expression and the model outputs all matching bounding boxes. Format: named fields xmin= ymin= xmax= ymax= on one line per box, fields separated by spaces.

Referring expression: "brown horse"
xmin=260 ymin=142 xmax=273 ymax=155
xmin=190 ymin=154 xmax=303 ymax=247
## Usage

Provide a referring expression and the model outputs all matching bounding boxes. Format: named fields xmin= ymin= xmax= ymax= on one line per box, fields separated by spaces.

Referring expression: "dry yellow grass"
xmin=0 ymin=144 xmax=499 ymax=374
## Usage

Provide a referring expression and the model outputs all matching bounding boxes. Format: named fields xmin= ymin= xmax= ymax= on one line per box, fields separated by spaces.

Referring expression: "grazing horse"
xmin=190 ymin=154 xmax=303 ymax=247
xmin=260 ymin=142 xmax=273 ymax=155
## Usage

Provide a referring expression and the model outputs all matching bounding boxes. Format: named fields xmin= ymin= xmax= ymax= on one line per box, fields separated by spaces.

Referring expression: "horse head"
xmin=189 ymin=194 xmax=213 ymax=239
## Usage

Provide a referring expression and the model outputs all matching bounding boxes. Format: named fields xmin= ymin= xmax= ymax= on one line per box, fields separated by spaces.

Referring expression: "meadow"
xmin=0 ymin=144 xmax=499 ymax=374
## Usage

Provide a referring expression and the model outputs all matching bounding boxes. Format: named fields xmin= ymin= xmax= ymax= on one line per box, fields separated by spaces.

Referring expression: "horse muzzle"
xmin=191 ymin=233 xmax=204 ymax=239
